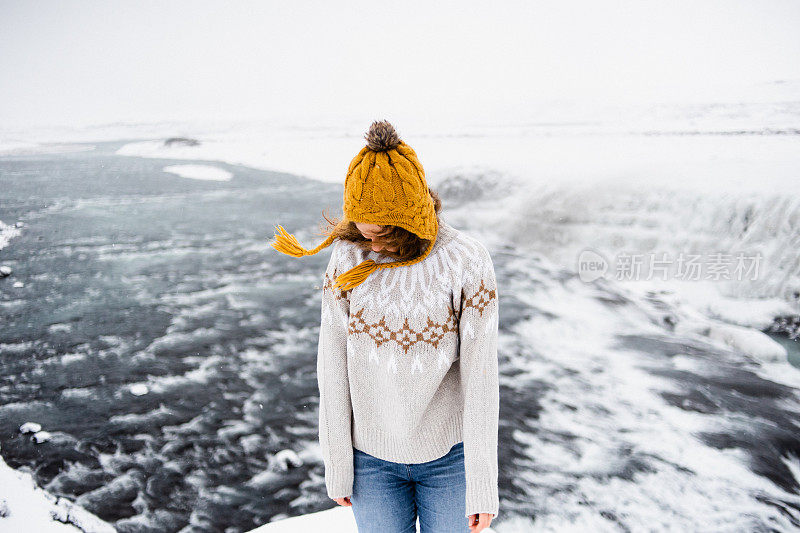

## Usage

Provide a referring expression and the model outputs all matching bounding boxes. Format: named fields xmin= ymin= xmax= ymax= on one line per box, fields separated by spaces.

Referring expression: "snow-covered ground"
xmin=0 ymin=453 xmax=114 ymax=532
xmin=107 ymin=97 xmax=800 ymax=195
xmin=253 ymin=506 xmax=511 ymax=533
xmin=252 ymin=506 xmax=357 ymax=532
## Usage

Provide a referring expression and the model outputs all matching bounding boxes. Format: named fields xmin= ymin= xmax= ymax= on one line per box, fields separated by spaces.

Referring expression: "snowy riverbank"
xmin=0 ymin=453 xmax=113 ymax=532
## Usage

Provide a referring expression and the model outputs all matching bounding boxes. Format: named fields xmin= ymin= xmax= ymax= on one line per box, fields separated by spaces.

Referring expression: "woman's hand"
xmin=333 ymin=496 xmax=352 ymax=507
xmin=467 ymin=512 xmax=493 ymax=532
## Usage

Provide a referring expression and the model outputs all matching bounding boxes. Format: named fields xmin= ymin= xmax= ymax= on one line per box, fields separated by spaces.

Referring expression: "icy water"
xmin=2 ymin=141 xmax=800 ymax=532
xmin=768 ymin=334 xmax=800 ymax=370
xmin=0 ymin=142 xmax=349 ymax=531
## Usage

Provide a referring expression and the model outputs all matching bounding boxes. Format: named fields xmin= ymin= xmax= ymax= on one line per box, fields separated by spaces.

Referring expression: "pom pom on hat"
xmin=364 ymin=120 xmax=401 ymax=151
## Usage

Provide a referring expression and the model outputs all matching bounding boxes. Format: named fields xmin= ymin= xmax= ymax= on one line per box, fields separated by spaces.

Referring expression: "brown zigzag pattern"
xmin=462 ymin=279 xmax=496 ymax=317
xmin=348 ymin=306 xmax=459 ymax=354
xmin=339 ymin=280 xmax=496 ymax=354
xmin=323 ymin=267 xmax=495 ymax=354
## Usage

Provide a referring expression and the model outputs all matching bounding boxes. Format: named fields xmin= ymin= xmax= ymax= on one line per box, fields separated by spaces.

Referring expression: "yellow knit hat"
xmin=270 ymin=120 xmax=439 ymax=291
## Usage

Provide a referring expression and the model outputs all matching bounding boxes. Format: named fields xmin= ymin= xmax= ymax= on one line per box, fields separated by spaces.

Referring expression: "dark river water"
xmin=0 ymin=142 xmax=352 ymax=531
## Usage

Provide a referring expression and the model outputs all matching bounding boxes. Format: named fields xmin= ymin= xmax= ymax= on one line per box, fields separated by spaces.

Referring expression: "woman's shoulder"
xmin=440 ymin=224 xmax=492 ymax=264
xmin=331 ymin=238 xmax=365 ymax=270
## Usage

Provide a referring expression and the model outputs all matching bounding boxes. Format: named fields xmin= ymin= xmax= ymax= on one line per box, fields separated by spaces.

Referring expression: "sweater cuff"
xmin=465 ymin=476 xmax=499 ymax=518
xmin=324 ymin=463 xmax=354 ymax=499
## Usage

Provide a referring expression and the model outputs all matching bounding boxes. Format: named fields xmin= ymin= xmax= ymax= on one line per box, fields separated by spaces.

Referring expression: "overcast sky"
xmin=1 ymin=0 xmax=799 ymax=129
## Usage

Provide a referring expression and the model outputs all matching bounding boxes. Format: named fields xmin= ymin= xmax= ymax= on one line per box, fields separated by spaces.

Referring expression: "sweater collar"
xmin=431 ymin=220 xmax=457 ymax=253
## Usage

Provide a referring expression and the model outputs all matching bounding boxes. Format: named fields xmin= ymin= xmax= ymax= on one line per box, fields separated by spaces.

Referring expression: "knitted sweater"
xmin=316 ymin=220 xmax=500 ymax=518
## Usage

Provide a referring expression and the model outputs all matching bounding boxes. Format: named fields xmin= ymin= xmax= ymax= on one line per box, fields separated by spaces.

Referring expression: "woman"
xmin=271 ymin=120 xmax=500 ymax=533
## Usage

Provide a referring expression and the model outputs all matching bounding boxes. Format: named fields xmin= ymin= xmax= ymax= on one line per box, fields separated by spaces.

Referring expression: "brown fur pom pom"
xmin=364 ymin=120 xmax=401 ymax=151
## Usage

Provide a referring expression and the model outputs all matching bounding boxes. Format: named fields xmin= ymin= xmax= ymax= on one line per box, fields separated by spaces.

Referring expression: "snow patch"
xmin=33 ymin=431 xmax=53 ymax=444
xmin=162 ymin=164 xmax=232 ymax=181
xmin=705 ymin=322 xmax=788 ymax=362
xmin=0 ymin=455 xmax=114 ymax=532
xmin=249 ymin=505 xmax=502 ymax=533
xmin=19 ymin=422 xmax=42 ymax=434
xmin=271 ymin=449 xmax=303 ymax=471
xmin=0 ymin=219 xmax=22 ymax=251
xmin=128 ymin=383 xmax=149 ymax=396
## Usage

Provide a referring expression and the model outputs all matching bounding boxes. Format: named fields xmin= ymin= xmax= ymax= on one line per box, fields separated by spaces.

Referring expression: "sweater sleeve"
xmin=317 ymin=241 xmax=355 ymax=499
xmin=458 ymin=241 xmax=500 ymax=518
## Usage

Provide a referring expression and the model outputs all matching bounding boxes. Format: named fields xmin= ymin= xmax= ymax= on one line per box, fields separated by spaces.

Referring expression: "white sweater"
xmin=316 ymin=220 xmax=500 ymax=518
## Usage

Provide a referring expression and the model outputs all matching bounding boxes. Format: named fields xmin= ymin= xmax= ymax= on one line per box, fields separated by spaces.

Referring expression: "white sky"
xmin=1 ymin=0 xmax=799 ymax=129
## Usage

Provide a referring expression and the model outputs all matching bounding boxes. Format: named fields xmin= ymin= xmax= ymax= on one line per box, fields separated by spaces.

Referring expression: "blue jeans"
xmin=350 ymin=441 xmax=469 ymax=533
